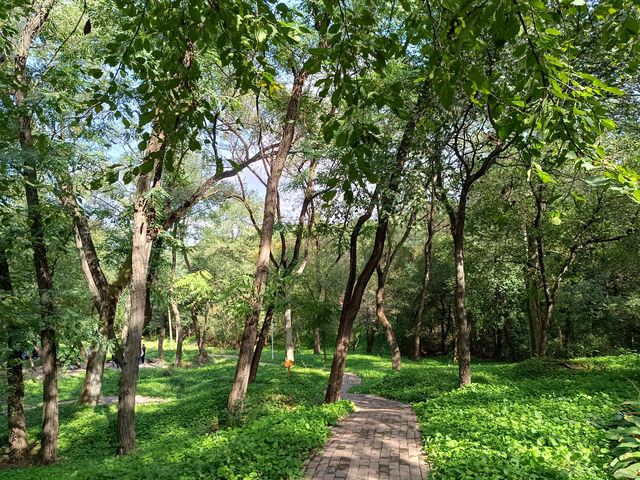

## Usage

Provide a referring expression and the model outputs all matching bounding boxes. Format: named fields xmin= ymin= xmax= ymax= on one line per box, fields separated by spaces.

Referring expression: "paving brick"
xmin=303 ymin=373 xmax=428 ymax=479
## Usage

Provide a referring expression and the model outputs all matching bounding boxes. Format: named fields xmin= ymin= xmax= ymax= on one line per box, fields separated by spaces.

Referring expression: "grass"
xmin=346 ymin=353 xmax=640 ymax=480
xmin=2 ymin=343 xmax=638 ymax=479
xmin=0 ymin=343 xmax=353 ymax=480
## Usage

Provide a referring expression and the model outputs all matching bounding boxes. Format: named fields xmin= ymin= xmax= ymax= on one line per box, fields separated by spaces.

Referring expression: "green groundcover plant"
xmin=349 ymin=353 xmax=640 ymax=480
xmin=608 ymin=400 xmax=640 ymax=479
xmin=0 ymin=345 xmax=353 ymax=480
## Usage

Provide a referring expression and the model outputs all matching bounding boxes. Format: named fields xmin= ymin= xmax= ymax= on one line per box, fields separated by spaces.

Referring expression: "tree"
xmin=12 ymin=0 xmax=59 ymax=463
xmin=227 ymin=70 xmax=309 ymax=414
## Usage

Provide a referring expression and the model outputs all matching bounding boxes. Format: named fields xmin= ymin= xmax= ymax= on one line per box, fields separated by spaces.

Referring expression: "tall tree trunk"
xmin=284 ymin=302 xmax=294 ymax=363
xmin=116 ymin=130 xmax=163 ymax=455
xmin=314 ymin=328 xmax=322 ymax=355
xmin=439 ymin=305 xmax=447 ymax=355
xmin=2 ymin=248 xmax=29 ymax=463
xmin=375 ymin=266 xmax=401 ymax=370
xmin=227 ymin=71 xmax=308 ymax=414
xmin=365 ymin=327 xmax=375 ymax=353
xmin=168 ymin=230 xmax=184 ymax=367
xmin=173 ymin=301 xmax=183 ymax=367
xmin=249 ymin=305 xmax=275 ymax=384
xmin=79 ymin=300 xmax=116 ymax=405
xmin=61 ymin=186 xmax=128 ymax=403
xmin=524 ymin=226 xmax=545 ymax=356
xmin=452 ymin=226 xmax=471 ymax=387
xmin=14 ymin=0 xmax=58 ymax=464
xmin=412 ymin=200 xmax=435 ymax=360
xmin=158 ymin=310 xmax=167 ymax=361
xmin=192 ymin=306 xmax=207 ymax=363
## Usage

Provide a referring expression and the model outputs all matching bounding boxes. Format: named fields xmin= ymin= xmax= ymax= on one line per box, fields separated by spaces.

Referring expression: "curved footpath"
xmin=303 ymin=373 xmax=429 ymax=480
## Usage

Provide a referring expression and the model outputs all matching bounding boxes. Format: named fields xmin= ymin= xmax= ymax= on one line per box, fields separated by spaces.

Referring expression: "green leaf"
xmin=322 ymin=190 xmax=337 ymax=202
xmin=255 ymin=28 xmax=267 ymax=43
xmin=585 ymin=176 xmax=610 ymax=187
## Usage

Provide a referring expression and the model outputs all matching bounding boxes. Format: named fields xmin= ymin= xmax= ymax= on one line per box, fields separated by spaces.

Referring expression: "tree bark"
xmin=325 ymin=215 xmax=388 ymax=402
xmin=227 ymin=70 xmax=308 ymax=414
xmin=158 ymin=310 xmax=167 ymax=361
xmin=249 ymin=305 xmax=274 ymax=384
xmin=452 ymin=224 xmax=471 ymax=387
xmin=284 ymin=302 xmax=294 ymax=363
xmin=2 ymin=248 xmax=29 ymax=463
xmin=412 ymin=198 xmax=436 ymax=360
xmin=439 ymin=303 xmax=447 ymax=355
xmin=79 ymin=349 xmax=106 ymax=406
xmin=365 ymin=327 xmax=375 ymax=354
xmin=524 ymin=226 xmax=546 ymax=356
xmin=192 ymin=306 xmax=207 ymax=363
xmin=314 ymin=328 xmax=322 ymax=355
xmin=173 ymin=301 xmax=183 ymax=367
xmin=14 ymin=0 xmax=58 ymax=464
xmin=325 ymin=80 xmax=429 ymax=402
xmin=375 ymin=266 xmax=401 ymax=370
xmin=116 ymin=130 xmax=163 ymax=455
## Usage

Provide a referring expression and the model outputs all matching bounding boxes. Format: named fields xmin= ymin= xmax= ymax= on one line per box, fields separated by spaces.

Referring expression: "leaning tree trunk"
xmin=452 ymin=224 xmax=471 ymax=387
xmin=325 ymin=219 xmax=388 ymax=403
xmin=227 ymin=71 xmax=308 ymax=415
xmin=325 ymin=79 xmax=427 ymax=402
xmin=2 ymin=248 xmax=29 ymax=463
xmin=248 ymin=305 xmax=275 ymax=384
xmin=375 ymin=266 xmax=401 ymax=370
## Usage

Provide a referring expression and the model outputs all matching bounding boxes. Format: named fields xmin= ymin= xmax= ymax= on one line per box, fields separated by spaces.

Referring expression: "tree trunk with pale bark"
xmin=284 ymin=302 xmax=294 ymax=363
xmin=314 ymin=329 xmax=322 ymax=355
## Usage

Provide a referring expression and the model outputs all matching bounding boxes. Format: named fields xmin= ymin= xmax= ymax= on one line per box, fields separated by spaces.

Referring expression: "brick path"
xmin=303 ymin=373 xmax=429 ymax=479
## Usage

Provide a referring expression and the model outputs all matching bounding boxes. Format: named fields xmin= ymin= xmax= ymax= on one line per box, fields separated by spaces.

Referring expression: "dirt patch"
xmin=93 ymin=395 xmax=168 ymax=406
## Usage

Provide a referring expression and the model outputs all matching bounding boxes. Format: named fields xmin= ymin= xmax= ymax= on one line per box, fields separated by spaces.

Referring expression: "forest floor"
xmin=0 ymin=345 xmax=638 ymax=479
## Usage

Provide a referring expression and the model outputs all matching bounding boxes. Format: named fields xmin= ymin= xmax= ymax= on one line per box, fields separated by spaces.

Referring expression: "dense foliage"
xmin=1 ymin=0 xmax=639 ymax=476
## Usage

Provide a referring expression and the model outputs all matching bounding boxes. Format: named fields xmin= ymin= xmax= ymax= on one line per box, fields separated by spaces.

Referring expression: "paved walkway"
xmin=303 ymin=373 xmax=429 ymax=480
